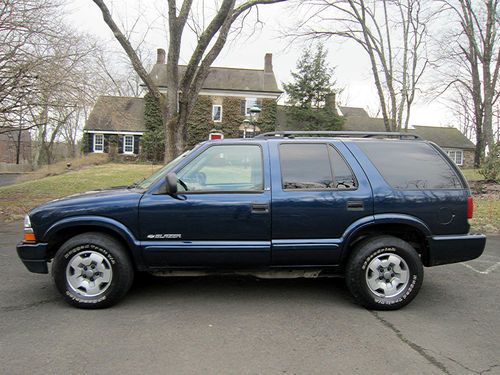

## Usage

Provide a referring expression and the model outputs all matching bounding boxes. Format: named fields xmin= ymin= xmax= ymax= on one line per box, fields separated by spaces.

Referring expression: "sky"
xmin=66 ymin=0 xmax=452 ymax=128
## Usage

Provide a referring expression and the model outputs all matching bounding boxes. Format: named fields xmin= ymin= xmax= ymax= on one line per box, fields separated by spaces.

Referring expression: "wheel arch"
xmin=43 ymin=216 xmax=144 ymax=270
xmin=340 ymin=214 xmax=432 ymax=267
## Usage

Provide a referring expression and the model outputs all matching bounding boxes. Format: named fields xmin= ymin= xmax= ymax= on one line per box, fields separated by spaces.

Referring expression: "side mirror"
xmin=165 ymin=173 xmax=178 ymax=195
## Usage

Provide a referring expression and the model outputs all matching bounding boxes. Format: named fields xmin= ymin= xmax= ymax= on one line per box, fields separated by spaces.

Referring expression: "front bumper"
xmin=16 ymin=242 xmax=49 ymax=274
xmin=426 ymin=234 xmax=486 ymax=267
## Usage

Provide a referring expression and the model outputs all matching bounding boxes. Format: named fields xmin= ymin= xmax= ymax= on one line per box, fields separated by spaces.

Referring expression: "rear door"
xmin=270 ymin=141 xmax=373 ymax=266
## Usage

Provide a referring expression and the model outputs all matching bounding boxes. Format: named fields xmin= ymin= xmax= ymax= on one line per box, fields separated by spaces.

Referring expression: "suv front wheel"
xmin=52 ymin=232 xmax=134 ymax=309
xmin=345 ymin=235 xmax=423 ymax=310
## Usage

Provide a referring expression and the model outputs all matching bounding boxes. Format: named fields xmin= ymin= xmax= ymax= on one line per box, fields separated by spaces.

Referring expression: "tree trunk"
xmin=474 ymin=126 xmax=483 ymax=168
xmin=16 ymin=127 xmax=22 ymax=164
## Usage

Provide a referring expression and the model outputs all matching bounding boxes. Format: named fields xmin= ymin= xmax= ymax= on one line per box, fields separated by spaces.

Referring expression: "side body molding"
xmin=44 ymin=216 xmax=144 ymax=269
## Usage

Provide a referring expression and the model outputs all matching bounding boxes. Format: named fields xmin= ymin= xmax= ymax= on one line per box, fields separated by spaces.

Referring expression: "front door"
xmin=139 ymin=143 xmax=271 ymax=268
xmin=270 ymin=141 xmax=373 ymax=266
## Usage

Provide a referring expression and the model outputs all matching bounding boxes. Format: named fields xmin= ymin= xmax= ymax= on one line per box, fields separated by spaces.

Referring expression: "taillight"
xmin=467 ymin=196 xmax=474 ymax=219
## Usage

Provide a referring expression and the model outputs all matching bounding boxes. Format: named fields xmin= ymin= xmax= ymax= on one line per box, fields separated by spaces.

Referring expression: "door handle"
xmin=251 ymin=203 xmax=269 ymax=214
xmin=347 ymin=201 xmax=364 ymax=211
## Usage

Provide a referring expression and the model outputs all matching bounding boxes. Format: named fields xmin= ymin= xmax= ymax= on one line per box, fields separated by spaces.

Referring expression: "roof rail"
xmin=254 ymin=131 xmax=421 ymax=140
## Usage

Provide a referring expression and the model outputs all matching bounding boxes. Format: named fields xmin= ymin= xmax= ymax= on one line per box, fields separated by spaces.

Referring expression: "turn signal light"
xmin=24 ymin=232 xmax=36 ymax=242
xmin=467 ymin=197 xmax=474 ymax=219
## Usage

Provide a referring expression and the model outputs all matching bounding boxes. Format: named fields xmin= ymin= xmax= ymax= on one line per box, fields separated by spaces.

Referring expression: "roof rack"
xmin=255 ymin=131 xmax=421 ymax=140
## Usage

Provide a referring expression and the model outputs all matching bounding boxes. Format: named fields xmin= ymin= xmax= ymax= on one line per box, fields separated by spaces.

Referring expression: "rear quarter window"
xmin=355 ymin=141 xmax=463 ymax=190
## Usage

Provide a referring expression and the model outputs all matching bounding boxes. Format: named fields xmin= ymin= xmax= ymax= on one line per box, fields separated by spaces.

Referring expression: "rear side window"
xmin=329 ymin=146 xmax=357 ymax=189
xmin=356 ymin=141 xmax=462 ymax=189
xmin=280 ymin=144 xmax=333 ymax=189
xmin=279 ymin=143 xmax=357 ymax=190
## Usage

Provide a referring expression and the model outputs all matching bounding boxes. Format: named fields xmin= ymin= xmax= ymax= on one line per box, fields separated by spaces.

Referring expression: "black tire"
xmin=52 ymin=232 xmax=134 ymax=309
xmin=345 ymin=235 xmax=423 ymax=310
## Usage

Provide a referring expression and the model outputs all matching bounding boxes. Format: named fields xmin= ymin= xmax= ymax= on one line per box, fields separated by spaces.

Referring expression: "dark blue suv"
xmin=16 ymin=131 xmax=486 ymax=309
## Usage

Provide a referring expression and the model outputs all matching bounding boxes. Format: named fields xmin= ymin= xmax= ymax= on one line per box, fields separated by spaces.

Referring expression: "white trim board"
xmin=84 ymin=130 xmax=144 ymax=136
xmin=159 ymin=88 xmax=281 ymax=99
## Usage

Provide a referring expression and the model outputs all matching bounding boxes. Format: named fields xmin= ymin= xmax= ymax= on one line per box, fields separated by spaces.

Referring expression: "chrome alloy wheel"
xmin=65 ymin=251 xmax=113 ymax=297
xmin=365 ymin=253 xmax=410 ymax=298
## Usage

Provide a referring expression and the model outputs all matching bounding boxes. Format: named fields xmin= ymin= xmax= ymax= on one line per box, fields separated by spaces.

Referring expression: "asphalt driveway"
xmin=0 ymin=221 xmax=499 ymax=375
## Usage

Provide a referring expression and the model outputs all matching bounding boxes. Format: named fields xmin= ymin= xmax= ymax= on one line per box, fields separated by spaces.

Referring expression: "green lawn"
xmin=0 ymin=163 xmax=160 ymax=221
xmin=461 ymin=169 xmax=483 ymax=181
xmin=470 ymin=197 xmax=500 ymax=233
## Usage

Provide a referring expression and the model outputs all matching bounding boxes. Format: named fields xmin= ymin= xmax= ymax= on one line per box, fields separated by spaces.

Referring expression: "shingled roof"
xmin=340 ymin=106 xmax=387 ymax=132
xmin=412 ymin=125 xmax=475 ymax=149
xmin=85 ymin=96 xmax=145 ymax=132
xmin=339 ymin=106 xmax=370 ymax=118
xmin=275 ymin=104 xmax=387 ymax=131
xmin=149 ymin=51 xmax=282 ymax=94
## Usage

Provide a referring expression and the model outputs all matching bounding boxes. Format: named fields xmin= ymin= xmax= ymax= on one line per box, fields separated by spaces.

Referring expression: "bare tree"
xmin=96 ymin=47 xmax=154 ymax=98
xmin=289 ymin=0 xmax=431 ymax=131
xmin=437 ymin=0 xmax=500 ymax=166
xmin=92 ymin=0 xmax=287 ymax=161
xmin=25 ymin=29 xmax=113 ymax=165
xmin=0 ymin=0 xmax=62 ymax=130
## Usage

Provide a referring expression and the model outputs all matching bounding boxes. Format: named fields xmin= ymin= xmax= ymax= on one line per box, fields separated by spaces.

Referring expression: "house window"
xmin=245 ymin=98 xmax=258 ymax=115
xmin=445 ymin=149 xmax=464 ymax=166
xmin=93 ymin=133 xmax=104 ymax=153
xmin=212 ymin=105 xmax=222 ymax=122
xmin=124 ymin=135 xmax=134 ymax=154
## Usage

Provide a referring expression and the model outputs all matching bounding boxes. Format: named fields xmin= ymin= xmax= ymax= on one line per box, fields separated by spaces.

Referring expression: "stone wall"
xmin=462 ymin=150 xmax=474 ymax=169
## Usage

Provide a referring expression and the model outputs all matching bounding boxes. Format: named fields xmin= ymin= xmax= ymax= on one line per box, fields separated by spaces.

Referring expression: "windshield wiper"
xmin=128 ymin=177 xmax=146 ymax=189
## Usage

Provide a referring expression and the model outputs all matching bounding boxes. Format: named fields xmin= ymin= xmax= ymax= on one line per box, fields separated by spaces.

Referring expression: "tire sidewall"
xmin=52 ymin=234 xmax=132 ymax=309
xmin=348 ymin=237 xmax=423 ymax=310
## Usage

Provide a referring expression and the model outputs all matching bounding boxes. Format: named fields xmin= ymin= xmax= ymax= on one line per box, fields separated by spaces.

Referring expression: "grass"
xmin=14 ymin=154 xmax=109 ymax=183
xmin=0 ymin=163 xmax=160 ymax=222
xmin=470 ymin=198 xmax=500 ymax=233
xmin=461 ymin=168 xmax=484 ymax=181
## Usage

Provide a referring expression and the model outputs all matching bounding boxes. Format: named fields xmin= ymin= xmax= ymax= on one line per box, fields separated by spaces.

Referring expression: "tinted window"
xmin=280 ymin=144 xmax=333 ymax=189
xmin=356 ymin=141 xmax=462 ymax=189
xmin=330 ymin=146 xmax=357 ymax=189
xmin=177 ymin=145 xmax=263 ymax=192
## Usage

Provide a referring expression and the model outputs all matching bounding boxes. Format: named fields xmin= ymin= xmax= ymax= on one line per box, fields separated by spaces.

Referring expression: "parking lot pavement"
xmin=1 ymin=221 xmax=499 ymax=375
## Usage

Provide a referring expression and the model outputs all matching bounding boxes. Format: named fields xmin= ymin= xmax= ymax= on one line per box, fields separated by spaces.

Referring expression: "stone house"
xmin=411 ymin=125 xmax=475 ymax=168
xmin=83 ymin=51 xmax=282 ymax=156
xmin=82 ymin=97 xmax=144 ymax=156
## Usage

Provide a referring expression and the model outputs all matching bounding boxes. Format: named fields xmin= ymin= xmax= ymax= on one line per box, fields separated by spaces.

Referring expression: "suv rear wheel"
xmin=52 ymin=232 xmax=134 ymax=309
xmin=345 ymin=235 xmax=423 ymax=310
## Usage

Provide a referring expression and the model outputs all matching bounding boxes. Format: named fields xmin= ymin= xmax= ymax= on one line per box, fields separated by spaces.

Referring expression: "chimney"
xmin=264 ymin=53 xmax=273 ymax=73
xmin=156 ymin=48 xmax=166 ymax=64
xmin=325 ymin=93 xmax=337 ymax=114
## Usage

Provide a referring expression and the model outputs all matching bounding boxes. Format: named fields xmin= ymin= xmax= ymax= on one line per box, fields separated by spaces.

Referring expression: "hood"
xmin=28 ymin=187 xmax=144 ymax=238
xmin=42 ymin=186 xmax=138 ymax=205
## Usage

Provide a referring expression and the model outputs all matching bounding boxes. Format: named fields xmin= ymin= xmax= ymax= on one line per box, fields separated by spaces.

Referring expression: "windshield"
xmin=133 ymin=148 xmax=194 ymax=190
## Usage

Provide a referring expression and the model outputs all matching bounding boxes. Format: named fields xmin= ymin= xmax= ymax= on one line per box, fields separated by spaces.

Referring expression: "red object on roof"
xmin=209 ymin=132 xmax=224 ymax=140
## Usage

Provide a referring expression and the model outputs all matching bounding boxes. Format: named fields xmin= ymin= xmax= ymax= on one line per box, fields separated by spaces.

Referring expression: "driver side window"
xmin=177 ymin=145 xmax=263 ymax=192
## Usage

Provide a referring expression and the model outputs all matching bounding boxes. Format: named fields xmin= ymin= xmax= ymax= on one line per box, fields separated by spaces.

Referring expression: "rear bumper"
xmin=426 ymin=234 xmax=486 ymax=267
xmin=16 ymin=242 xmax=49 ymax=274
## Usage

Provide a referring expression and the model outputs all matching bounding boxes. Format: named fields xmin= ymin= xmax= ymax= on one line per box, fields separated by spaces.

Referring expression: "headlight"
xmin=24 ymin=215 xmax=31 ymax=229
